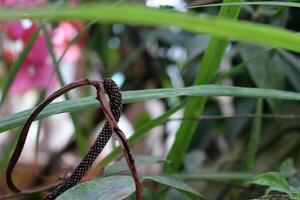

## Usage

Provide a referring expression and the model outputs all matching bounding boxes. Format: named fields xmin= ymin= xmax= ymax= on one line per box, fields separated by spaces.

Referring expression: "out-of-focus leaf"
xmin=188 ymin=1 xmax=300 ymax=9
xmin=280 ymin=159 xmax=297 ymax=178
xmin=0 ymin=4 xmax=300 ymax=53
xmin=278 ymin=50 xmax=300 ymax=73
xmin=238 ymin=44 xmax=285 ymax=112
xmin=247 ymin=172 xmax=291 ymax=195
xmin=104 ymin=155 xmax=165 ymax=176
xmin=56 ymin=176 xmax=135 ymax=200
xmin=165 ymin=0 xmax=242 ymax=173
xmin=225 ymin=99 xmax=256 ymax=141
xmin=185 ymin=35 xmax=210 ymax=62
xmin=174 ymin=172 xmax=255 ymax=182
xmin=277 ymin=50 xmax=300 ymax=91
xmin=142 ymin=175 xmax=205 ymax=200
xmin=241 ymin=98 xmax=263 ymax=171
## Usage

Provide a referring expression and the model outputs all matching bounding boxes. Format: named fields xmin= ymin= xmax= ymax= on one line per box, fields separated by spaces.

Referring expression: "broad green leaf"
xmin=125 ymin=188 xmax=164 ymax=200
xmin=247 ymin=172 xmax=291 ymax=195
xmin=166 ymin=0 xmax=242 ymax=173
xmin=0 ymin=4 xmax=300 ymax=53
xmin=104 ymin=155 xmax=165 ymax=176
xmin=56 ymin=175 xmax=135 ymax=200
xmin=1 ymin=85 xmax=300 ymax=133
xmin=142 ymin=175 xmax=205 ymax=200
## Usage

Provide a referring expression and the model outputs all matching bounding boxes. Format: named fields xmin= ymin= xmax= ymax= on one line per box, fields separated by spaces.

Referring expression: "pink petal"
xmin=5 ymin=21 xmax=24 ymax=40
xmin=26 ymin=35 xmax=49 ymax=64
xmin=32 ymin=63 xmax=57 ymax=89
xmin=60 ymin=44 xmax=81 ymax=63
xmin=0 ymin=0 xmax=17 ymax=6
xmin=9 ymin=65 xmax=33 ymax=95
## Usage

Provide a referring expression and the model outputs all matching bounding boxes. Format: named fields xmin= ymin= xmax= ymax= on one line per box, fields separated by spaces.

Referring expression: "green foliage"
xmin=0 ymin=4 xmax=300 ymax=52
xmin=247 ymin=172 xmax=291 ymax=195
xmin=56 ymin=176 xmax=136 ymax=200
xmin=103 ymin=155 xmax=165 ymax=176
xmin=2 ymin=85 xmax=300 ymax=133
xmin=142 ymin=175 xmax=205 ymax=199
xmin=165 ymin=0 xmax=242 ymax=173
xmin=1 ymin=1 xmax=300 ymax=199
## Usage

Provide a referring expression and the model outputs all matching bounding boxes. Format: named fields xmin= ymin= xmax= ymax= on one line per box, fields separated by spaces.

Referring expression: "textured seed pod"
xmin=43 ymin=78 xmax=122 ymax=200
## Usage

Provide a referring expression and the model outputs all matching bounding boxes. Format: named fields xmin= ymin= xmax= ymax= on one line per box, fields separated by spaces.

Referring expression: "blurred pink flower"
xmin=0 ymin=0 xmax=43 ymax=7
xmin=4 ymin=21 xmax=24 ymax=40
xmin=52 ymin=22 xmax=82 ymax=63
xmin=5 ymin=24 xmax=57 ymax=95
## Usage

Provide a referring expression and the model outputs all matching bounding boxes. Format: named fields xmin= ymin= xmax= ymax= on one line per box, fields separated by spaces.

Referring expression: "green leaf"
xmin=188 ymin=1 xmax=300 ymax=9
xmin=2 ymin=85 xmax=300 ymax=133
xmin=247 ymin=172 xmax=291 ymax=195
xmin=241 ymin=99 xmax=263 ymax=171
xmin=142 ymin=175 xmax=205 ymax=200
xmin=165 ymin=0 xmax=242 ymax=172
xmin=56 ymin=175 xmax=135 ymax=200
xmin=216 ymin=47 xmax=273 ymax=81
xmin=238 ymin=44 xmax=284 ymax=112
xmin=173 ymin=172 xmax=256 ymax=182
xmin=104 ymin=155 xmax=165 ymax=176
xmin=0 ymin=27 xmax=40 ymax=105
xmin=0 ymin=4 xmax=300 ymax=53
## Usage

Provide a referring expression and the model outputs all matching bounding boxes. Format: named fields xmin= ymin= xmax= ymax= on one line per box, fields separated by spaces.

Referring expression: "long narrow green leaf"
xmin=1 ymin=85 xmax=300 ymax=133
xmin=241 ymin=99 xmax=263 ymax=171
xmin=215 ymin=47 xmax=273 ymax=81
xmin=188 ymin=1 xmax=300 ymax=9
xmin=165 ymin=0 xmax=242 ymax=173
xmin=0 ymin=27 xmax=40 ymax=105
xmin=173 ymin=172 xmax=256 ymax=182
xmin=0 ymin=4 xmax=300 ymax=53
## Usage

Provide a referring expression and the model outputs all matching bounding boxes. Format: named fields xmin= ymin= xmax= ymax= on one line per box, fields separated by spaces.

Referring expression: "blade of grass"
xmin=0 ymin=4 xmax=300 ymax=53
xmin=173 ymin=172 xmax=256 ymax=182
xmin=215 ymin=47 xmax=274 ymax=81
xmin=1 ymin=85 xmax=300 ymax=133
xmin=241 ymin=98 xmax=263 ymax=171
xmin=41 ymin=24 xmax=88 ymax=154
xmin=0 ymin=27 xmax=40 ymax=105
xmin=187 ymin=1 xmax=300 ymax=9
xmin=97 ymin=101 xmax=186 ymax=169
xmin=165 ymin=0 xmax=242 ymax=173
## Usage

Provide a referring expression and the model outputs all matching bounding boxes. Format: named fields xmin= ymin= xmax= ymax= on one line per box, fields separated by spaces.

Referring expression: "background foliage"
xmin=1 ymin=0 xmax=300 ymax=199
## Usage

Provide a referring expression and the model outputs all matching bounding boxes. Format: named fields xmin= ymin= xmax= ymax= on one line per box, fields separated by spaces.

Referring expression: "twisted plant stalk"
xmin=5 ymin=78 xmax=142 ymax=200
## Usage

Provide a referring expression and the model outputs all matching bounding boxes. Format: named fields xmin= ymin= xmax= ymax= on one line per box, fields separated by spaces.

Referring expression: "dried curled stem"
xmin=4 ymin=78 xmax=142 ymax=200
